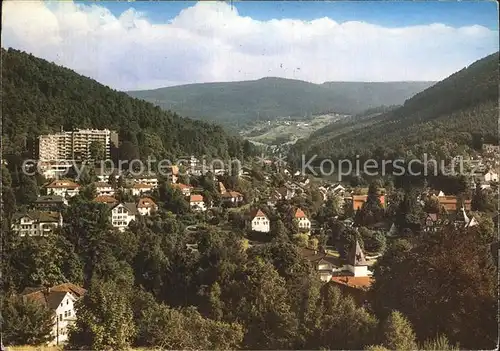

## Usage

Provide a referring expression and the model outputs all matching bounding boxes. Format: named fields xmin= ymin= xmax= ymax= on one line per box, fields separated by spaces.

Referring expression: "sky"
xmin=2 ymin=0 xmax=498 ymax=91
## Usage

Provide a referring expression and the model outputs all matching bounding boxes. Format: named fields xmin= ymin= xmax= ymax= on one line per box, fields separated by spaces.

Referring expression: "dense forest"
xmin=1 ymin=48 xmax=255 ymax=161
xmin=289 ymin=52 xmax=499 ymax=164
xmin=128 ymin=77 xmax=433 ymax=129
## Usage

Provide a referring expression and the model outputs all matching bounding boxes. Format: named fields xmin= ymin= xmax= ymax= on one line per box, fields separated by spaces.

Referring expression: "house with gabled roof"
xmin=300 ymin=247 xmax=342 ymax=282
xmin=20 ymin=283 xmax=86 ymax=345
xmin=221 ymin=190 xmax=244 ymax=206
xmin=45 ymin=179 xmax=80 ymax=198
xmin=137 ymin=197 xmax=158 ymax=216
xmin=94 ymin=195 xmax=118 ymax=205
xmin=109 ymin=202 xmax=137 ymax=231
xmin=172 ymin=183 xmax=193 ymax=197
xmin=248 ymin=208 xmax=270 ymax=233
xmin=190 ymin=194 xmax=206 ymax=212
xmin=11 ymin=211 xmax=63 ymax=237
xmin=34 ymin=195 xmax=67 ymax=211
xmin=294 ymin=208 xmax=311 ymax=231
xmin=267 ymin=189 xmax=282 ymax=208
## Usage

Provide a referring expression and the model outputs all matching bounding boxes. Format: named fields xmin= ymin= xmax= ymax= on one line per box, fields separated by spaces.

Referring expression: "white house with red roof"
xmin=190 ymin=194 xmax=206 ymax=211
xmin=294 ymin=208 xmax=311 ymax=231
xmin=45 ymin=180 xmax=80 ymax=198
xmin=137 ymin=197 xmax=158 ymax=216
xmin=249 ymin=208 xmax=270 ymax=233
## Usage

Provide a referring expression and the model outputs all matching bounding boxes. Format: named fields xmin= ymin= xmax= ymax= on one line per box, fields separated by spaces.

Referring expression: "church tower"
xmin=347 ymin=240 xmax=369 ymax=277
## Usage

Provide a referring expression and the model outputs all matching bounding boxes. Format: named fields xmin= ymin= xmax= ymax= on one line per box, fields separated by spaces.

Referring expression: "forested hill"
xmin=289 ymin=52 xmax=499 ymax=163
xmin=127 ymin=78 xmax=434 ymax=129
xmin=1 ymin=48 xmax=254 ymax=160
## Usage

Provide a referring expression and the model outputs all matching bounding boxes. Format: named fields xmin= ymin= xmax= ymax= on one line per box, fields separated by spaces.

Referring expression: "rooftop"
xmin=21 ymin=283 xmax=86 ymax=310
xmin=294 ymin=208 xmax=307 ymax=219
xmin=331 ymin=276 xmax=373 ymax=290
xmin=94 ymin=195 xmax=118 ymax=204
xmin=190 ymin=194 xmax=204 ymax=202
xmin=34 ymin=195 xmax=65 ymax=203
xmin=13 ymin=211 xmax=60 ymax=223
xmin=46 ymin=179 xmax=79 ymax=189
xmin=250 ymin=208 xmax=267 ymax=219
xmin=137 ymin=197 xmax=158 ymax=208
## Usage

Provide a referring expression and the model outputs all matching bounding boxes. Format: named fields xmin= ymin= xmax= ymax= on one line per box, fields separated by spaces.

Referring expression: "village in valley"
xmin=2 ymin=1 xmax=499 ymax=349
xmin=7 ymin=126 xmax=499 ymax=345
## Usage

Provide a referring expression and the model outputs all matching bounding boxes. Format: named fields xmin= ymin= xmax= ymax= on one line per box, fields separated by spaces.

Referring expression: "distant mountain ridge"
xmin=289 ymin=52 xmax=499 ymax=163
xmin=127 ymin=78 xmax=435 ymax=129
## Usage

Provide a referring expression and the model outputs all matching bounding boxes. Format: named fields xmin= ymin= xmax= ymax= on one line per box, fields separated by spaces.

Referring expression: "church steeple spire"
xmin=348 ymin=240 xmax=367 ymax=267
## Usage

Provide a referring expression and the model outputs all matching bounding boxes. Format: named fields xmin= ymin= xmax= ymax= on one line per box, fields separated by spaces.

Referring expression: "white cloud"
xmin=2 ymin=0 xmax=498 ymax=90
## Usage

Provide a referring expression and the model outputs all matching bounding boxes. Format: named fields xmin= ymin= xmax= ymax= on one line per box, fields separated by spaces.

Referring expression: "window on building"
xmin=59 ymin=314 xmax=63 ymax=321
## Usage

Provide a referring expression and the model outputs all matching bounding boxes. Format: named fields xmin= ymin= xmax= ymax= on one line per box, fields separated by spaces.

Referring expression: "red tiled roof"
xmin=46 ymin=180 xmax=80 ymax=189
xmin=94 ymin=195 xmax=118 ymax=204
xmin=190 ymin=194 xmax=204 ymax=202
xmin=250 ymin=208 xmax=267 ymax=219
xmin=331 ymin=276 xmax=373 ymax=290
xmin=294 ymin=208 xmax=307 ymax=219
xmin=137 ymin=197 xmax=158 ymax=209
xmin=133 ymin=183 xmax=153 ymax=189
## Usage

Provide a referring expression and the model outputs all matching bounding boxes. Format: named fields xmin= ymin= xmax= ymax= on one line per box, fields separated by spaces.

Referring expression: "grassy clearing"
xmin=243 ymin=114 xmax=341 ymax=145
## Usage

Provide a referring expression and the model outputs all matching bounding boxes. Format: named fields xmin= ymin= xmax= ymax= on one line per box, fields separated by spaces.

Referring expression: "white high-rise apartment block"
xmin=38 ymin=129 xmax=118 ymax=161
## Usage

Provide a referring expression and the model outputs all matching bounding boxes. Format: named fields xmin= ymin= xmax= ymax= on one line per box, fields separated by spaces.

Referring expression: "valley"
xmin=240 ymin=113 xmax=347 ymax=145
xmin=2 ymin=1 xmax=498 ymax=350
